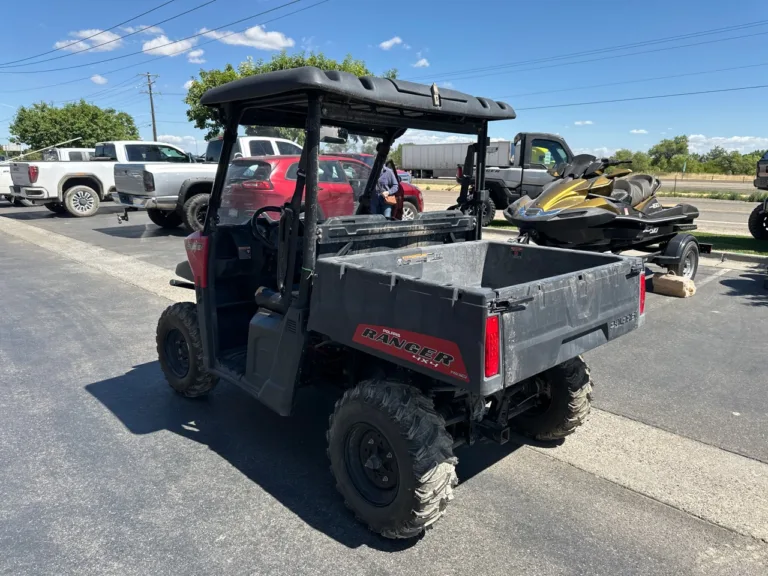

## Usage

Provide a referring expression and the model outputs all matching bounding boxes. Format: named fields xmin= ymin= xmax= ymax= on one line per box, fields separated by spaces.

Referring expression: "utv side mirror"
xmin=320 ymin=126 xmax=348 ymax=144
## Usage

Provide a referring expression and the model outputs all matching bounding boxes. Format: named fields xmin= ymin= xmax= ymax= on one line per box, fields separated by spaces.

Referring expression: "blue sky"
xmin=1 ymin=0 xmax=767 ymax=155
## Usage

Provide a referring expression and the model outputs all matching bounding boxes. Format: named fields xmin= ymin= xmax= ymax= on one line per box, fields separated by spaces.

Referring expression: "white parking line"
xmin=2 ymin=215 xmax=767 ymax=542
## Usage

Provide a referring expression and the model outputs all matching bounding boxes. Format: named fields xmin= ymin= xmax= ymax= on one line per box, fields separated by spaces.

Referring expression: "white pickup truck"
xmin=113 ymin=135 xmax=302 ymax=230
xmin=10 ymin=140 xmax=192 ymax=217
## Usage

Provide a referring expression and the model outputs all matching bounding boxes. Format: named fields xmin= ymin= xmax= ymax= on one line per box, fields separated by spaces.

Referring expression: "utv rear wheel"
xmin=44 ymin=202 xmax=67 ymax=214
xmin=327 ymin=380 xmax=458 ymax=539
xmin=481 ymin=197 xmax=496 ymax=227
xmin=748 ymin=204 xmax=768 ymax=240
xmin=183 ymin=193 xmax=210 ymax=232
xmin=147 ymin=208 xmax=183 ymax=229
xmin=513 ymin=356 xmax=593 ymax=441
xmin=64 ymin=185 xmax=100 ymax=217
xmin=157 ymin=302 xmax=218 ymax=397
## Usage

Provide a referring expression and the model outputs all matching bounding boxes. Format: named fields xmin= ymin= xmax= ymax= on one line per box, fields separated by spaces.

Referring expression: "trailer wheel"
xmin=513 ymin=356 xmax=593 ymax=441
xmin=64 ymin=185 xmax=100 ymax=217
xmin=748 ymin=204 xmax=768 ymax=240
xmin=667 ymin=238 xmax=699 ymax=280
xmin=147 ymin=208 xmax=183 ymax=229
xmin=327 ymin=380 xmax=458 ymax=539
xmin=183 ymin=193 xmax=210 ymax=232
xmin=44 ymin=202 xmax=67 ymax=214
xmin=156 ymin=302 xmax=218 ymax=397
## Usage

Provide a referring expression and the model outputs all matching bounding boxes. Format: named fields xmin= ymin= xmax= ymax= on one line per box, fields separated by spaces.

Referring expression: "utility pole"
xmin=139 ymin=72 xmax=159 ymax=141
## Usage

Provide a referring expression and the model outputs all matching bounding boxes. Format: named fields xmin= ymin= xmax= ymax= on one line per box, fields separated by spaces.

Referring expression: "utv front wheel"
xmin=513 ymin=356 xmax=593 ymax=441
xmin=327 ymin=380 xmax=458 ymax=539
xmin=156 ymin=302 xmax=218 ymax=397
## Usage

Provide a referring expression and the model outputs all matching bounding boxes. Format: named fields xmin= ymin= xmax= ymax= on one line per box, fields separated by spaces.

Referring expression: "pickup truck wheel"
xmin=157 ymin=302 xmax=218 ymax=397
xmin=44 ymin=202 xmax=67 ymax=214
xmin=183 ymin=193 xmax=210 ymax=232
xmin=748 ymin=204 xmax=768 ymax=240
xmin=64 ymin=185 xmax=100 ymax=217
xmin=147 ymin=208 xmax=183 ymax=229
xmin=513 ymin=356 xmax=593 ymax=441
xmin=327 ymin=380 xmax=458 ymax=539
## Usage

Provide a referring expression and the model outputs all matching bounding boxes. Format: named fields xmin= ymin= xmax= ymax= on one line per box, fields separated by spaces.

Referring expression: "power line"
xmin=515 ymin=84 xmax=768 ymax=111
xmin=0 ymin=0 xmax=178 ymax=67
xmin=0 ymin=0 xmax=328 ymax=94
xmin=0 ymin=0 xmax=217 ymax=69
xmin=409 ymin=19 xmax=768 ymax=82
xmin=0 ymin=0 xmax=303 ymax=74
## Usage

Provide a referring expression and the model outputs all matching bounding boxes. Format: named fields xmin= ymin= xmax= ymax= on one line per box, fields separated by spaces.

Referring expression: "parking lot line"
xmin=2 ymin=214 xmax=766 ymax=544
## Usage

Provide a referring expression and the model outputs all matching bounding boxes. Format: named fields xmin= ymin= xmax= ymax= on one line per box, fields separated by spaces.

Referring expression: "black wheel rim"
xmin=164 ymin=328 xmax=190 ymax=378
xmin=344 ymin=423 xmax=399 ymax=506
xmin=196 ymin=205 xmax=208 ymax=226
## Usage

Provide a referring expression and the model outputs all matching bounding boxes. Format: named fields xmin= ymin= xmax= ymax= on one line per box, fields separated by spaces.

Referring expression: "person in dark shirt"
xmin=371 ymin=165 xmax=399 ymax=218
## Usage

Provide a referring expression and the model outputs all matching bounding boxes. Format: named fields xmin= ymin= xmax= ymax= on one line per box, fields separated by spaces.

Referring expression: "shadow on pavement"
xmin=94 ymin=224 xmax=189 ymax=239
xmin=0 ymin=205 xmax=125 ymax=221
xmin=720 ymin=272 xmax=768 ymax=307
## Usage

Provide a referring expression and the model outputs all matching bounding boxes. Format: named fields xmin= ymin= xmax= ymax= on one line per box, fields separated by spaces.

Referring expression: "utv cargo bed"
xmin=309 ymin=240 xmax=643 ymax=395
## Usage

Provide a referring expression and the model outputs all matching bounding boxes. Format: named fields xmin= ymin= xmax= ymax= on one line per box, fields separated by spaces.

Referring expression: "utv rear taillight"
xmin=639 ymin=272 xmax=646 ymax=315
xmin=143 ymin=171 xmax=155 ymax=192
xmin=241 ymin=180 xmax=273 ymax=190
xmin=184 ymin=232 xmax=209 ymax=288
xmin=28 ymin=166 xmax=38 ymax=184
xmin=456 ymin=165 xmax=463 ymax=180
xmin=484 ymin=315 xmax=500 ymax=378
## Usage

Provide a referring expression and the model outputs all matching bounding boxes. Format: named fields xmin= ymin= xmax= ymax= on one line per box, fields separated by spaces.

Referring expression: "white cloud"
xmin=688 ymin=134 xmax=768 ymax=154
xmin=142 ymin=35 xmax=197 ymax=57
xmin=200 ymin=26 xmax=294 ymax=50
xmin=403 ymin=44 xmax=411 ymax=50
xmin=187 ymin=49 xmax=205 ymax=64
xmin=412 ymin=58 xmax=430 ymax=68
xmin=574 ymin=120 xmax=593 ymax=126
xmin=122 ymin=25 xmax=164 ymax=35
xmin=399 ymin=130 xmax=473 ymax=146
xmin=157 ymin=134 xmax=202 ymax=153
xmin=440 ymin=81 xmax=454 ymax=88
xmin=630 ymin=129 xmax=648 ymax=134
xmin=90 ymin=74 xmax=108 ymax=85
xmin=54 ymin=29 xmax=123 ymax=52
xmin=183 ymin=79 xmax=194 ymax=90
xmin=574 ymin=146 xmax=616 ymax=158
xmin=379 ymin=36 xmax=403 ymax=50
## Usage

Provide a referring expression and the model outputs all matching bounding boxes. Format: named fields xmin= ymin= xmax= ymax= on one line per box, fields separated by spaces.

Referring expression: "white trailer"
xmin=401 ymin=140 xmax=512 ymax=178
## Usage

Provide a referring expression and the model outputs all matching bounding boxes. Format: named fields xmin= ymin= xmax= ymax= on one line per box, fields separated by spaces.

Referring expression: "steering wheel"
xmin=249 ymin=205 xmax=284 ymax=250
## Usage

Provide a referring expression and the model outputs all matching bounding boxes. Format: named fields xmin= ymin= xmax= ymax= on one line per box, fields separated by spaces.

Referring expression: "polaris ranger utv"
xmin=157 ymin=67 xmax=645 ymax=539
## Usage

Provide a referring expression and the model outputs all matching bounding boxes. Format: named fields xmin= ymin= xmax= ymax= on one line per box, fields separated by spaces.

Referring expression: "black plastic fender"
xmin=662 ymin=233 xmax=698 ymax=260
xmin=177 ymin=177 xmax=214 ymax=208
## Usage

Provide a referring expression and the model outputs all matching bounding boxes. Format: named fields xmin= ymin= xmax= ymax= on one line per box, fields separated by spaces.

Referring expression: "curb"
xmin=702 ymin=250 xmax=768 ymax=265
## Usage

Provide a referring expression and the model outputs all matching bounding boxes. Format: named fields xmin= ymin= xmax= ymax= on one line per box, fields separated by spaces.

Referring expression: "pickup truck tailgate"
xmin=10 ymin=163 xmax=31 ymax=186
xmin=114 ymin=164 xmax=147 ymax=196
xmin=309 ymin=240 xmax=642 ymax=395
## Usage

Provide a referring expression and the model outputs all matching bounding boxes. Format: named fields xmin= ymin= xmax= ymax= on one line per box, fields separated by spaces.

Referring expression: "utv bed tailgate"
xmin=309 ymin=241 xmax=642 ymax=395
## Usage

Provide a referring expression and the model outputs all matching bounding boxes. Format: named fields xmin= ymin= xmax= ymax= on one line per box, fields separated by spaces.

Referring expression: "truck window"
xmin=94 ymin=144 xmax=117 ymax=160
xmin=69 ymin=152 xmax=84 ymax=161
xmin=205 ymin=139 xmax=223 ymax=162
xmin=277 ymin=141 xmax=302 ymax=155
xmin=125 ymin=144 xmax=189 ymax=163
xmin=530 ymin=139 xmax=569 ymax=169
xmin=249 ymin=140 xmax=273 ymax=157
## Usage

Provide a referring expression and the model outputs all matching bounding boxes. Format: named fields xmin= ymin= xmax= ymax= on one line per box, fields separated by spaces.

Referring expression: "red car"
xmin=221 ymin=155 xmax=424 ymax=221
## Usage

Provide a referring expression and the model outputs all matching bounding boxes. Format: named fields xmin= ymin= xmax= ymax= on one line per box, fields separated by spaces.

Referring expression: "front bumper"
xmin=10 ymin=185 xmax=56 ymax=203
xmin=111 ymin=192 xmax=177 ymax=211
xmin=754 ymin=176 xmax=768 ymax=191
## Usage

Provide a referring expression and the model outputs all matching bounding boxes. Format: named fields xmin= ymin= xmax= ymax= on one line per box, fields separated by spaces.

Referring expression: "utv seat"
xmin=611 ymin=174 xmax=660 ymax=207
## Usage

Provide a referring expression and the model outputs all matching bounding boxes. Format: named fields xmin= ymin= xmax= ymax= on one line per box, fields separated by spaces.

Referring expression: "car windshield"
xmin=217 ymin=128 xmax=390 ymax=227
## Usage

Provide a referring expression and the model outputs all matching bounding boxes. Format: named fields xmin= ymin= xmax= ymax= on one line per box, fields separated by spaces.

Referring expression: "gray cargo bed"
xmin=308 ymin=240 xmax=643 ymax=396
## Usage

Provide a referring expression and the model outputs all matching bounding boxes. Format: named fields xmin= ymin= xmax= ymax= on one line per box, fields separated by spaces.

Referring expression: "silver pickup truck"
xmin=113 ymin=135 xmax=302 ymax=230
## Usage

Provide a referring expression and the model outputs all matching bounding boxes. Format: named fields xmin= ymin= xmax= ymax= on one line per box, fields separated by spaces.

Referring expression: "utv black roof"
xmin=200 ymin=66 xmax=516 ymax=136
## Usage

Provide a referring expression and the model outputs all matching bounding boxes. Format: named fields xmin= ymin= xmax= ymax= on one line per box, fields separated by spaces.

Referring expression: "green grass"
xmin=487 ymin=219 xmax=517 ymax=230
xmin=691 ymin=232 xmax=768 ymax=255
xmin=658 ymin=190 xmax=768 ymax=202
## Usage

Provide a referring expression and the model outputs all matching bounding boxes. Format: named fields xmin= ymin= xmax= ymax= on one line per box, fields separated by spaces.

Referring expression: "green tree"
xmin=185 ymin=51 xmax=393 ymax=141
xmin=648 ymin=135 xmax=688 ymax=167
xmin=388 ymin=144 xmax=403 ymax=167
xmin=9 ymin=101 xmax=138 ymax=150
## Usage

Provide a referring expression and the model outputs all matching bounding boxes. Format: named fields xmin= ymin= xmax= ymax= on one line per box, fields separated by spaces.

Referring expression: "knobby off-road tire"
xmin=514 ymin=356 xmax=593 ymax=441
xmin=64 ymin=185 xmax=100 ymax=217
xmin=147 ymin=208 xmax=183 ymax=229
xmin=481 ymin=197 xmax=496 ymax=227
xmin=327 ymin=380 xmax=458 ymax=539
xmin=156 ymin=302 xmax=218 ymax=397
xmin=748 ymin=204 xmax=768 ymax=240
xmin=183 ymin=193 xmax=210 ymax=232
xmin=44 ymin=202 xmax=67 ymax=214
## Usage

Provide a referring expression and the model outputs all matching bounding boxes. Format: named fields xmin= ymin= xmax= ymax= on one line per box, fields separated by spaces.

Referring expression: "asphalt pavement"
xmin=1 ymin=204 xmax=767 ymax=575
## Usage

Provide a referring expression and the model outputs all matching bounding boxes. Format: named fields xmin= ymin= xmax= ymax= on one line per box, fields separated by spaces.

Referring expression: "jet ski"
xmin=503 ymin=154 xmax=700 ymax=252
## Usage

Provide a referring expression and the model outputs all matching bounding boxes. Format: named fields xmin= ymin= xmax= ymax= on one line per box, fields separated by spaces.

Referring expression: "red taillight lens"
xmin=639 ymin=272 xmax=646 ymax=315
xmin=184 ymin=232 xmax=209 ymax=288
xmin=143 ymin=171 xmax=155 ymax=192
xmin=456 ymin=166 xmax=463 ymax=180
xmin=484 ymin=315 xmax=500 ymax=378
xmin=241 ymin=180 xmax=273 ymax=190
xmin=28 ymin=166 xmax=38 ymax=184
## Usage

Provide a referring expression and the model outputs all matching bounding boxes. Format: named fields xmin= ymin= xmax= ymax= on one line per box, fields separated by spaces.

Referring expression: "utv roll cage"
xmin=200 ymin=66 xmax=516 ymax=309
